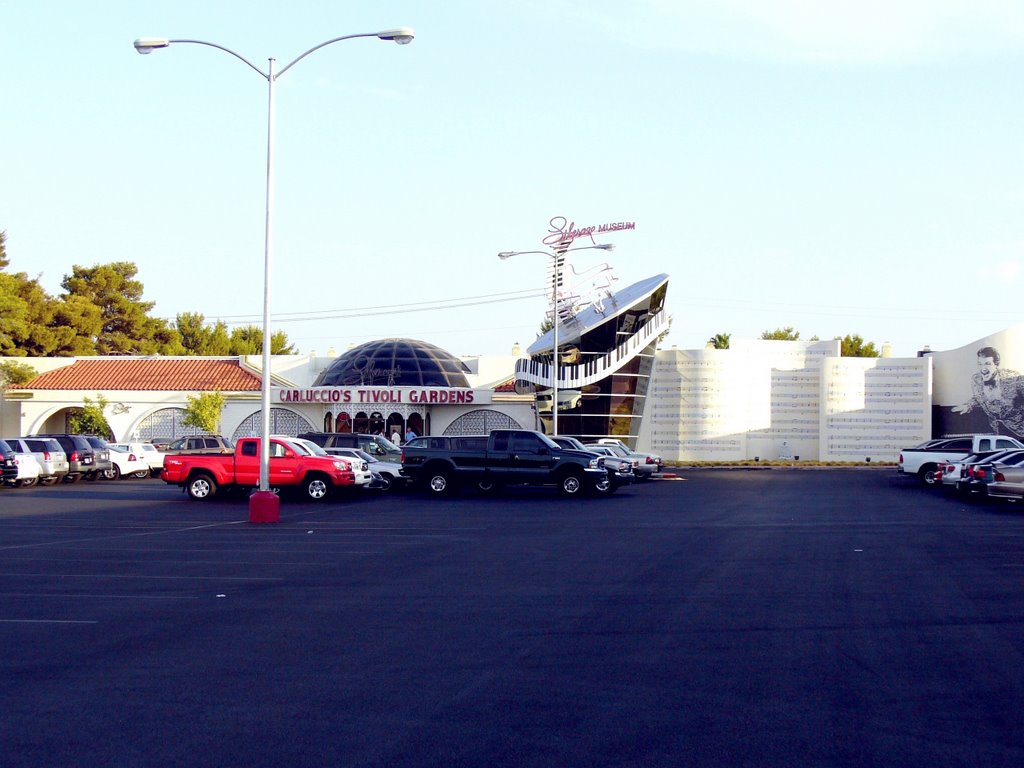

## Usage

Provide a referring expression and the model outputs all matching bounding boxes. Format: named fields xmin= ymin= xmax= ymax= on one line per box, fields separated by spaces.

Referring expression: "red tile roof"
xmin=493 ymin=378 xmax=517 ymax=393
xmin=23 ymin=359 xmax=262 ymax=392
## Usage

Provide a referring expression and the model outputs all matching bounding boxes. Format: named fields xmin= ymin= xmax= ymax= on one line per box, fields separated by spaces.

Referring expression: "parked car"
xmin=163 ymin=435 xmax=235 ymax=455
xmin=104 ymin=446 xmax=152 ymax=480
xmin=274 ymin=437 xmax=374 ymax=491
xmin=593 ymin=438 xmax=664 ymax=474
xmin=297 ymin=432 xmax=402 ymax=462
xmin=327 ymin=447 xmax=406 ymax=491
xmin=0 ymin=439 xmax=41 ymax=487
xmin=961 ymin=450 xmax=1024 ymax=496
xmin=0 ymin=439 xmax=19 ymax=485
xmin=5 ymin=437 xmax=69 ymax=485
xmin=35 ymin=434 xmax=96 ymax=483
xmin=551 ymin=436 xmax=635 ymax=486
xmin=110 ymin=442 xmax=164 ymax=476
xmin=986 ymin=461 xmax=1024 ymax=501
xmin=82 ymin=436 xmax=115 ymax=481
xmin=585 ymin=443 xmax=655 ymax=479
xmin=940 ymin=449 xmax=1024 ymax=493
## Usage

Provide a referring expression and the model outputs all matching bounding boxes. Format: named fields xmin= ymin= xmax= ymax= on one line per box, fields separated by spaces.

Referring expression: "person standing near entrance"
xmin=390 ymin=427 xmax=402 ymax=446
xmin=405 ymin=426 xmax=417 ymax=444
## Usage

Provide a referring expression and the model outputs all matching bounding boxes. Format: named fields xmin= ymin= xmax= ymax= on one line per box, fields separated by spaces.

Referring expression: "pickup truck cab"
xmin=401 ymin=429 xmax=612 ymax=496
xmin=161 ymin=437 xmax=356 ymax=501
xmin=898 ymin=434 xmax=1024 ymax=485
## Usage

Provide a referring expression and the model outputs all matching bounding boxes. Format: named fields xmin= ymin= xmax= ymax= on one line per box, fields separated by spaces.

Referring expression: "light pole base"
xmin=249 ymin=490 xmax=280 ymax=524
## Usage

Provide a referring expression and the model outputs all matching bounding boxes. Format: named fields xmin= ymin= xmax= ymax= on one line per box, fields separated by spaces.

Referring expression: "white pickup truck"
xmin=898 ymin=435 xmax=1024 ymax=485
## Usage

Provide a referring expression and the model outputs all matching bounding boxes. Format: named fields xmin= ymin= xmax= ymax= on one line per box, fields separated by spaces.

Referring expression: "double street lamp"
xmin=498 ymin=243 xmax=615 ymax=435
xmin=134 ymin=29 xmax=414 ymax=521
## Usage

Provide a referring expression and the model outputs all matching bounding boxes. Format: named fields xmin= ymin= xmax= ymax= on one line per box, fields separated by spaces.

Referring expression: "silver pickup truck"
xmin=898 ymin=435 xmax=1024 ymax=485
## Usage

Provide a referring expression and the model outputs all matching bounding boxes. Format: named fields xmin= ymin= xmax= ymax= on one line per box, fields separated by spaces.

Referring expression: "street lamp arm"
xmin=276 ymin=28 xmax=415 ymax=78
xmin=155 ymin=39 xmax=269 ymax=79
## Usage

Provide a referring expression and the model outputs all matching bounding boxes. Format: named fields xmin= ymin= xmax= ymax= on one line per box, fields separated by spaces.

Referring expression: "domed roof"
xmin=314 ymin=338 xmax=471 ymax=388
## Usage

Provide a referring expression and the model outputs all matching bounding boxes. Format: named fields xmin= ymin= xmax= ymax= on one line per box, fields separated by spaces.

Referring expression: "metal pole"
xmin=259 ymin=58 xmax=276 ymax=492
xmin=552 ymin=251 xmax=559 ymax=436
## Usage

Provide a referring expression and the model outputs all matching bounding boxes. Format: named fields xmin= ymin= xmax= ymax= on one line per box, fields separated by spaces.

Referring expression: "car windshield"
xmin=296 ymin=440 xmax=329 ymax=456
xmin=354 ymin=450 xmax=377 ymax=463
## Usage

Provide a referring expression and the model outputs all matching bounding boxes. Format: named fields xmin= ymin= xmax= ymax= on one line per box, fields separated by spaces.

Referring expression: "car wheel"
xmin=103 ymin=466 xmax=121 ymax=481
xmin=377 ymin=473 xmax=393 ymax=492
xmin=591 ymin=475 xmax=616 ymax=496
xmin=131 ymin=470 xmax=150 ymax=479
xmin=39 ymin=477 xmax=59 ymax=486
xmin=427 ymin=471 xmax=454 ymax=495
xmin=560 ymin=471 xmax=585 ymax=495
xmin=919 ymin=466 xmax=939 ymax=486
xmin=63 ymin=474 xmax=81 ymax=484
xmin=84 ymin=471 xmax=99 ymax=482
xmin=477 ymin=479 xmax=499 ymax=493
xmin=303 ymin=476 xmax=330 ymax=501
xmin=18 ymin=478 xmax=38 ymax=488
xmin=186 ymin=473 xmax=217 ymax=501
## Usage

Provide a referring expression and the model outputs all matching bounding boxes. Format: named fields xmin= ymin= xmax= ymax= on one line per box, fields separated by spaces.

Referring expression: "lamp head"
xmin=377 ymin=27 xmax=415 ymax=45
xmin=595 ymin=243 xmax=615 ymax=251
xmin=497 ymin=251 xmax=516 ymax=260
xmin=134 ymin=37 xmax=170 ymax=54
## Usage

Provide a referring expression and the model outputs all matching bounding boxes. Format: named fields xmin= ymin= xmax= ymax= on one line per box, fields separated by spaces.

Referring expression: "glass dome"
xmin=314 ymin=338 xmax=471 ymax=388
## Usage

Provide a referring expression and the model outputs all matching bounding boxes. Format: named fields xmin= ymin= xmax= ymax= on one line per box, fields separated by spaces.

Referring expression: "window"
xmin=241 ymin=442 xmax=258 ymax=457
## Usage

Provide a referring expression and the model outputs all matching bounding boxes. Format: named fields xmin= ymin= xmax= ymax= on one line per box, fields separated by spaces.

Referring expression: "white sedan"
xmin=110 ymin=442 xmax=165 ymax=477
xmin=103 ymin=446 xmax=152 ymax=480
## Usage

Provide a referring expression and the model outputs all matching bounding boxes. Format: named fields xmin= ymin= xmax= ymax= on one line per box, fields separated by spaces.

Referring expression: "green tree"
xmin=181 ymin=391 xmax=225 ymax=434
xmin=69 ymin=394 xmax=112 ymax=437
xmin=61 ymin=262 xmax=183 ymax=355
xmin=837 ymin=334 xmax=880 ymax=358
xmin=177 ymin=313 xmax=231 ymax=356
xmin=760 ymin=327 xmax=801 ymax=341
xmin=229 ymin=325 xmax=295 ymax=355
xmin=707 ymin=333 xmax=731 ymax=349
xmin=0 ymin=230 xmax=7 ymax=269
xmin=0 ymin=359 xmax=36 ymax=387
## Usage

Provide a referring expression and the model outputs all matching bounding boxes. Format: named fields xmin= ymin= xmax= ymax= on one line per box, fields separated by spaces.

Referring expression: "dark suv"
xmin=0 ymin=439 xmax=20 ymax=485
xmin=297 ymin=432 xmax=401 ymax=462
xmin=36 ymin=434 xmax=96 ymax=483
xmin=83 ymin=436 xmax=114 ymax=481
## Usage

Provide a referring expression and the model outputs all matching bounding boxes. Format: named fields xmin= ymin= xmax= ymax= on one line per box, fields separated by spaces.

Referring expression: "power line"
xmin=162 ymin=287 xmax=547 ymax=326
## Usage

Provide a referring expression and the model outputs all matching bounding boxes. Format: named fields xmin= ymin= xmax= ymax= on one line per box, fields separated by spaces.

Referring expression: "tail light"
xmin=899 ymin=453 xmax=904 ymax=464
xmin=995 ymin=472 xmax=1006 ymax=482
xmin=129 ymin=454 xmax=138 ymax=461
xmin=69 ymin=451 xmax=79 ymax=461
xmin=43 ymin=451 xmax=52 ymax=460
xmin=646 ymin=457 xmax=654 ymax=465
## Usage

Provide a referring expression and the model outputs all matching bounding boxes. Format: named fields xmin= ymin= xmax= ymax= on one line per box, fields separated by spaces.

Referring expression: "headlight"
xmin=588 ymin=458 xmax=600 ymax=469
xmin=334 ymin=459 xmax=350 ymax=471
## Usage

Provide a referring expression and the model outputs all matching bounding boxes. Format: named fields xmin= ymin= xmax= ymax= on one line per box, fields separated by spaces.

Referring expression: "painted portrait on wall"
xmin=931 ymin=327 xmax=1024 ymax=439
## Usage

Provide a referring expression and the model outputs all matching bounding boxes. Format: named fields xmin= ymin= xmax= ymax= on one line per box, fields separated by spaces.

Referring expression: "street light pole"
xmin=134 ymin=29 xmax=414 ymax=521
xmin=498 ymin=243 xmax=614 ymax=436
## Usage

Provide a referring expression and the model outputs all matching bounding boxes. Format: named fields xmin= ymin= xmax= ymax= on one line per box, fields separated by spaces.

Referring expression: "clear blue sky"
xmin=3 ymin=1 xmax=1023 ymax=358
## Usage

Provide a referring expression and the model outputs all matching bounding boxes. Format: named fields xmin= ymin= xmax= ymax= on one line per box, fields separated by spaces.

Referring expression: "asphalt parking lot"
xmin=2 ymin=470 xmax=1024 ymax=767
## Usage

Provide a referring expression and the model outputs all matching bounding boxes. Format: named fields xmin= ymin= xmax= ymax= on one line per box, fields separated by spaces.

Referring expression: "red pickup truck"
xmin=161 ymin=437 xmax=356 ymax=501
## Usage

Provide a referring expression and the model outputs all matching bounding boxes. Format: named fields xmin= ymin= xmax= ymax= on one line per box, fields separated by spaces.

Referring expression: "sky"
xmin=3 ymin=0 xmax=1024 ymax=360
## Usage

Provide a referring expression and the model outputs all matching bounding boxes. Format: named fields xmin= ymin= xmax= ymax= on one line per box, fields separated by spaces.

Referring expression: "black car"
xmin=83 ymin=436 xmax=114 ymax=480
xmin=35 ymin=434 xmax=96 ymax=483
xmin=0 ymin=438 xmax=20 ymax=485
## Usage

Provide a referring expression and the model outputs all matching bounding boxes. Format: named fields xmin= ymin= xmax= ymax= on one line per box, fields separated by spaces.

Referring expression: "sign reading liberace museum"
xmin=274 ymin=387 xmax=491 ymax=406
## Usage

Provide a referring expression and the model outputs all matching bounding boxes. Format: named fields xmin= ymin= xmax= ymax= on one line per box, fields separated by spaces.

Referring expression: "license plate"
xmin=82 ymin=457 xmax=93 ymax=464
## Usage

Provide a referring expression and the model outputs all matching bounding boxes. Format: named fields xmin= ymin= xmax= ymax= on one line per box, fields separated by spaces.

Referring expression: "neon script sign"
xmin=541 ymin=215 xmax=635 ymax=248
